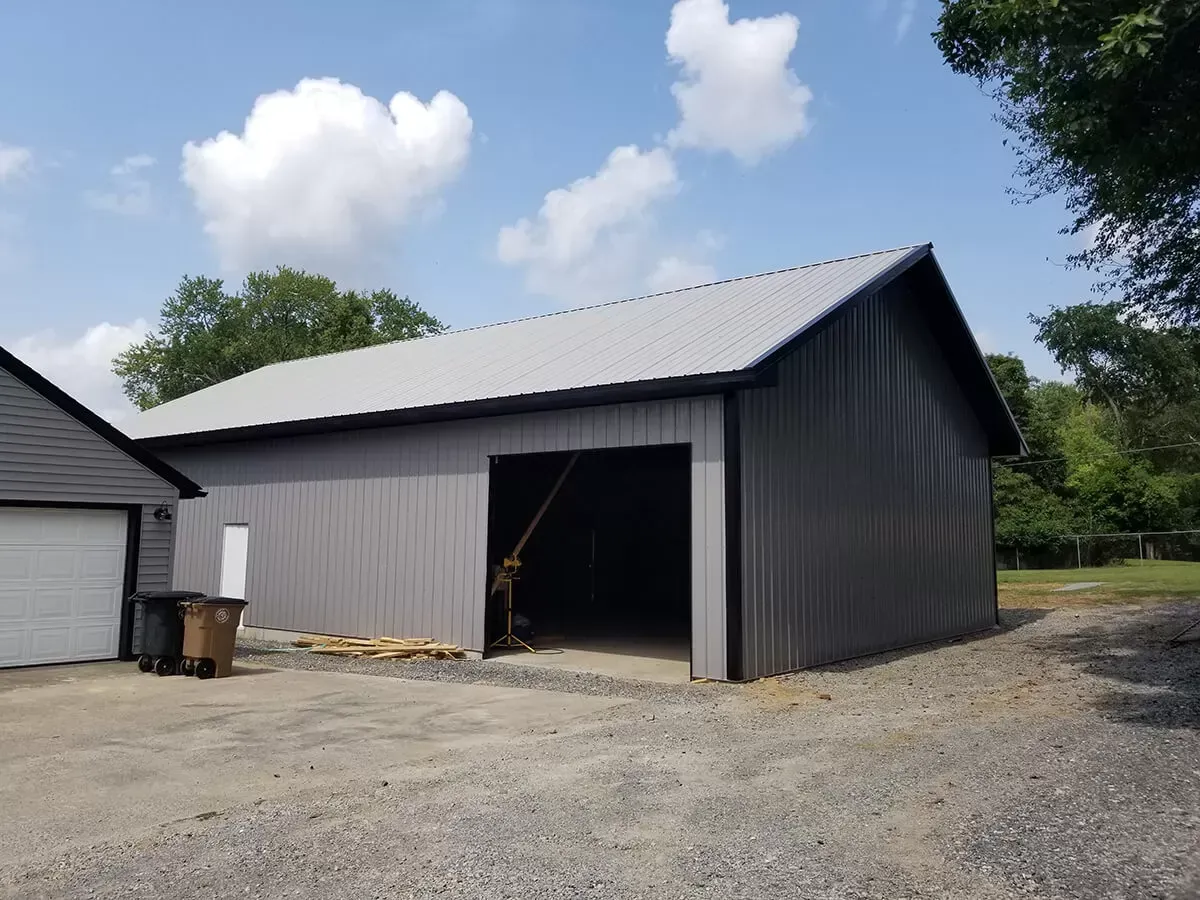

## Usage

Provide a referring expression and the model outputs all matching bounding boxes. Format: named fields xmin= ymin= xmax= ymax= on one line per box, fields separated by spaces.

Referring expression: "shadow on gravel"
xmin=809 ymin=607 xmax=1050 ymax=674
xmin=1050 ymin=601 xmax=1200 ymax=730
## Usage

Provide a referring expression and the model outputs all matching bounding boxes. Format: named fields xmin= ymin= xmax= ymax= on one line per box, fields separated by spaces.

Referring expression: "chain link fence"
xmin=997 ymin=529 xmax=1200 ymax=570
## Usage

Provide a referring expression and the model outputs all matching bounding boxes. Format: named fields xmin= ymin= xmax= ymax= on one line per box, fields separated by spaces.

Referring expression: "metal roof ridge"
xmin=255 ymin=243 xmax=931 ymax=373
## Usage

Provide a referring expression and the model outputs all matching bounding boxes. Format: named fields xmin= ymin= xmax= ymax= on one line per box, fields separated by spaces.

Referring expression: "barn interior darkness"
xmin=486 ymin=446 xmax=690 ymax=658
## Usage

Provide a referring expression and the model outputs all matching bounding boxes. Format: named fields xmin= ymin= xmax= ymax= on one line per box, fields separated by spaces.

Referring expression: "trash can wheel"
xmin=194 ymin=658 xmax=216 ymax=680
xmin=153 ymin=656 xmax=175 ymax=676
xmin=181 ymin=658 xmax=196 ymax=677
xmin=137 ymin=654 xmax=154 ymax=673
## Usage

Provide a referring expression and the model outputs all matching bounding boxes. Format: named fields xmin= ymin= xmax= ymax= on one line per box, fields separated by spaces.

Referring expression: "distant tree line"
xmin=988 ymin=305 xmax=1200 ymax=560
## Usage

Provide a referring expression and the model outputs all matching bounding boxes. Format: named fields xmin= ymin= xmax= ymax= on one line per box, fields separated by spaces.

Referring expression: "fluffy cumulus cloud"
xmin=0 ymin=143 xmax=32 ymax=183
xmin=646 ymin=255 xmax=717 ymax=293
xmin=666 ymin=0 xmax=812 ymax=164
xmin=497 ymin=145 xmax=680 ymax=301
xmin=84 ymin=154 xmax=156 ymax=216
xmin=497 ymin=1 xmax=815 ymax=303
xmin=183 ymin=77 xmax=473 ymax=272
xmin=10 ymin=320 xmax=149 ymax=422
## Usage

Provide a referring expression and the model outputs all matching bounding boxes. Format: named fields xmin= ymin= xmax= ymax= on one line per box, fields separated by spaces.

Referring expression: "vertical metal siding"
xmin=0 ymin=367 xmax=177 ymax=595
xmin=164 ymin=396 xmax=727 ymax=679
xmin=738 ymin=282 xmax=994 ymax=678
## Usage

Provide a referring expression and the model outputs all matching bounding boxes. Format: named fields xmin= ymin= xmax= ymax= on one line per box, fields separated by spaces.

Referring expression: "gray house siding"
xmin=0 ymin=367 xmax=177 ymax=592
xmin=737 ymin=282 xmax=995 ymax=678
xmin=164 ymin=396 xmax=728 ymax=679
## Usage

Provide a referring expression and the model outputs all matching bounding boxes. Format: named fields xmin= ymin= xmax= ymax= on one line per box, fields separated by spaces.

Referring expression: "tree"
xmin=992 ymin=465 xmax=1075 ymax=552
xmin=936 ymin=2 xmax=1200 ymax=323
xmin=1034 ymin=303 xmax=1200 ymax=452
xmin=1059 ymin=404 xmax=1181 ymax=534
xmin=986 ymin=353 xmax=1084 ymax=489
xmin=114 ymin=268 xmax=445 ymax=410
xmin=987 ymin=346 xmax=1196 ymax=556
xmin=985 ymin=352 xmax=1033 ymax=433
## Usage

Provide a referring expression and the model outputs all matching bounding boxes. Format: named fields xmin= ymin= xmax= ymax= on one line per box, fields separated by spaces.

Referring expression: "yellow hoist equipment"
xmin=489 ymin=451 xmax=580 ymax=652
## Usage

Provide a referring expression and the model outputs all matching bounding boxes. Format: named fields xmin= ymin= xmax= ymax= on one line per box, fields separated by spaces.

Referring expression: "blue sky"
xmin=0 ymin=0 xmax=1095 ymax=419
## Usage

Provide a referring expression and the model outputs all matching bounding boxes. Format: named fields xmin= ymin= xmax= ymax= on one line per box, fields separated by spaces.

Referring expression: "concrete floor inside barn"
xmin=489 ymin=636 xmax=691 ymax=683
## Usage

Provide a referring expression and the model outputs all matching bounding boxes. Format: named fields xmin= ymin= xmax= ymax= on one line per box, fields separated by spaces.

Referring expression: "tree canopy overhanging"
xmin=987 ymin=310 xmax=1200 ymax=559
xmin=113 ymin=267 xmax=445 ymax=411
xmin=936 ymin=1 xmax=1200 ymax=323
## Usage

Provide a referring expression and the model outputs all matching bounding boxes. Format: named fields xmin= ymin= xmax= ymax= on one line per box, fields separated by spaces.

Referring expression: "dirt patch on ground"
xmin=998 ymin=584 xmax=1140 ymax=608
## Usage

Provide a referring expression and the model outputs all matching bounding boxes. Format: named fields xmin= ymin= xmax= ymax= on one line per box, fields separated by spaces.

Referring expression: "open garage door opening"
xmin=485 ymin=445 xmax=691 ymax=677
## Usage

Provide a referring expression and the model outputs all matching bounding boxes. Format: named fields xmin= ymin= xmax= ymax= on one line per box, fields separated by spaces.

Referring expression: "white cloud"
xmin=9 ymin=320 xmax=149 ymax=422
xmin=646 ymin=256 xmax=718 ymax=293
xmin=183 ymin=77 xmax=473 ymax=273
xmin=84 ymin=154 xmax=156 ymax=217
xmin=0 ymin=143 xmax=32 ymax=183
xmin=895 ymin=0 xmax=917 ymax=42
xmin=0 ymin=210 xmax=21 ymax=271
xmin=665 ymin=0 xmax=812 ymax=164
xmin=497 ymin=145 xmax=679 ymax=302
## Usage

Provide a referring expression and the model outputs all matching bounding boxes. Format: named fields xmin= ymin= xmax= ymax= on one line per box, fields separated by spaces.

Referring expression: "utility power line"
xmin=998 ymin=439 xmax=1200 ymax=467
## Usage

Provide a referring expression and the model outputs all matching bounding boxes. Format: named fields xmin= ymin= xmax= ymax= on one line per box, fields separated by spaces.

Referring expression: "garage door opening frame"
xmin=0 ymin=499 xmax=142 ymax=663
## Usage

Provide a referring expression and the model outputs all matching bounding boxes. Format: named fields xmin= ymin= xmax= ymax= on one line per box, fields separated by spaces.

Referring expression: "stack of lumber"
xmin=294 ymin=635 xmax=464 ymax=660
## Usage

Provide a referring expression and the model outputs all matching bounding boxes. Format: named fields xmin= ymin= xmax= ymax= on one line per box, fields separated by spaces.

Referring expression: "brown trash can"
xmin=180 ymin=597 xmax=248 ymax=679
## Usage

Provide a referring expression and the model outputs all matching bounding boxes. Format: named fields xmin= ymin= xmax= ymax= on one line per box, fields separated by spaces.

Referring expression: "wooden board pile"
xmin=294 ymin=635 xmax=465 ymax=660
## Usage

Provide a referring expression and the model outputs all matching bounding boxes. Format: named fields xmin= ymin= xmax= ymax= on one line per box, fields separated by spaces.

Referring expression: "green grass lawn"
xmin=997 ymin=559 xmax=1200 ymax=607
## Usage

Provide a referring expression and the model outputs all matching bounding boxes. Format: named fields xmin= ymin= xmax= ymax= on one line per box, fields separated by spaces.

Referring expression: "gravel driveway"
xmin=2 ymin=601 xmax=1198 ymax=899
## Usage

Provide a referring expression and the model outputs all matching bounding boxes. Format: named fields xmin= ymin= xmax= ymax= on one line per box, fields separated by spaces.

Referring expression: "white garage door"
xmin=0 ymin=507 xmax=128 ymax=668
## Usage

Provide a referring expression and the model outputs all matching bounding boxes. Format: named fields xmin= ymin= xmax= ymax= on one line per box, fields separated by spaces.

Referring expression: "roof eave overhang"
xmin=136 ymin=368 xmax=767 ymax=450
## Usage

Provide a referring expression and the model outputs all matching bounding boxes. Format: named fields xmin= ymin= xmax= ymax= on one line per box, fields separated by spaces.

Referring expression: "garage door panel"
xmin=28 ymin=626 xmax=72 ymax=662
xmin=36 ymin=550 xmax=77 ymax=580
xmin=77 ymin=587 xmax=120 ymax=618
xmin=80 ymin=514 xmax=126 ymax=543
xmin=0 ymin=508 xmax=128 ymax=667
xmin=73 ymin=623 xmax=118 ymax=658
xmin=80 ymin=549 xmax=123 ymax=580
xmin=0 ymin=588 xmax=29 ymax=620
xmin=0 ymin=630 xmax=25 ymax=664
xmin=40 ymin=517 xmax=83 ymax=543
xmin=0 ymin=550 xmax=30 ymax=580
xmin=33 ymin=589 xmax=73 ymax=618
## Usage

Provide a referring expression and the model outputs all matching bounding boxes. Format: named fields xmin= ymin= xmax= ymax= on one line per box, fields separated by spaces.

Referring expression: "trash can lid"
xmin=191 ymin=596 xmax=249 ymax=606
xmin=130 ymin=590 xmax=206 ymax=601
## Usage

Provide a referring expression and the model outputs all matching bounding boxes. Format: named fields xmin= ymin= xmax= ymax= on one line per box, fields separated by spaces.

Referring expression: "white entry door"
xmin=0 ymin=507 xmax=127 ymax=668
xmin=219 ymin=524 xmax=249 ymax=599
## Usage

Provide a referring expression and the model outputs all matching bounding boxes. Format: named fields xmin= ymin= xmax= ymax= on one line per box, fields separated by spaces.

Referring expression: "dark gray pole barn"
xmin=129 ymin=245 xmax=1023 ymax=681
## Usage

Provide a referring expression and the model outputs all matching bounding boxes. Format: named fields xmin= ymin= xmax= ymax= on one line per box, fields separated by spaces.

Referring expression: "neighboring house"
xmin=0 ymin=347 xmax=204 ymax=668
xmin=127 ymin=244 xmax=1024 ymax=681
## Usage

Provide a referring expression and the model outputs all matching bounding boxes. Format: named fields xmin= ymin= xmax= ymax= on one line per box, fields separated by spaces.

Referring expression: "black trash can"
xmin=130 ymin=591 xmax=205 ymax=676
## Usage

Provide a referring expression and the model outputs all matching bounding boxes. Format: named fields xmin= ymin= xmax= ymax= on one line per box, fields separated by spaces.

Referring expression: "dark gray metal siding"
xmin=163 ymin=397 xmax=728 ymax=679
xmin=738 ymin=281 xmax=995 ymax=677
xmin=0 ymin=367 xmax=176 ymax=592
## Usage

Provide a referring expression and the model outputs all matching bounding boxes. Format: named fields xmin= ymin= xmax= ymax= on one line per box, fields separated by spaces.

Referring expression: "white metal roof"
xmin=126 ymin=245 xmax=927 ymax=441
